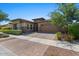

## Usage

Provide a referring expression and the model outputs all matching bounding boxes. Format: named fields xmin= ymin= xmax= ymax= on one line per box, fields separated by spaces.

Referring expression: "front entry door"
xmin=34 ymin=23 xmax=38 ymax=32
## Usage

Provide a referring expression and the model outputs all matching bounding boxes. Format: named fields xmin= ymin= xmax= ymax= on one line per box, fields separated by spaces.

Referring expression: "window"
xmin=27 ymin=24 xmax=29 ymax=29
xmin=30 ymin=24 xmax=32 ymax=29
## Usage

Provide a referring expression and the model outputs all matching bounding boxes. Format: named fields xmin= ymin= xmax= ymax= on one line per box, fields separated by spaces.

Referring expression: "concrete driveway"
xmin=0 ymin=32 xmax=79 ymax=56
xmin=0 ymin=37 xmax=79 ymax=56
xmin=0 ymin=38 xmax=49 ymax=56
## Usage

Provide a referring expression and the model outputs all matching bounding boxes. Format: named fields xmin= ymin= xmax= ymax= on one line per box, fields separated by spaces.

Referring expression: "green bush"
xmin=56 ymin=32 xmax=62 ymax=40
xmin=68 ymin=23 xmax=79 ymax=39
xmin=0 ymin=30 xmax=22 ymax=35
xmin=0 ymin=33 xmax=9 ymax=38
xmin=1 ymin=27 xmax=11 ymax=30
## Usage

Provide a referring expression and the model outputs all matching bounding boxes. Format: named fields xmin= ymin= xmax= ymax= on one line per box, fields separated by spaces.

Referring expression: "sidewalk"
xmin=10 ymin=35 xmax=79 ymax=52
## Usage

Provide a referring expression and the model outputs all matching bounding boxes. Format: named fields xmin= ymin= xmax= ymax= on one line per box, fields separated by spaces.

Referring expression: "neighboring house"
xmin=8 ymin=18 xmax=60 ymax=33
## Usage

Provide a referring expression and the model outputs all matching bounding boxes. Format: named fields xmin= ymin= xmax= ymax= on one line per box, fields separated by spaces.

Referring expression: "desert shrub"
xmin=68 ymin=23 xmax=79 ymax=39
xmin=56 ymin=32 xmax=74 ymax=42
xmin=63 ymin=34 xmax=75 ymax=42
xmin=0 ymin=30 xmax=22 ymax=35
xmin=56 ymin=32 xmax=62 ymax=40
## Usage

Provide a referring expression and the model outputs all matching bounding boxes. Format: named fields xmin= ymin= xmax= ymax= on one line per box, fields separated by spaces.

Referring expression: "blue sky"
xmin=0 ymin=3 xmax=79 ymax=25
xmin=0 ymin=3 xmax=58 ymax=21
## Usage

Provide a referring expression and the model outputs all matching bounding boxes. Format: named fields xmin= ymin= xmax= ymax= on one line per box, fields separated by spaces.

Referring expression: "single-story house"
xmin=8 ymin=18 xmax=60 ymax=33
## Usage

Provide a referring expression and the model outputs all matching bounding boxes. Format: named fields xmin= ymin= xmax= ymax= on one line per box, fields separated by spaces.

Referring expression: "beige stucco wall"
xmin=10 ymin=20 xmax=34 ymax=32
xmin=21 ymin=22 xmax=34 ymax=32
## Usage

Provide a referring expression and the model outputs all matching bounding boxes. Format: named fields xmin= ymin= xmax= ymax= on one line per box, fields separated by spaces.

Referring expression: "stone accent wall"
xmin=38 ymin=22 xmax=60 ymax=33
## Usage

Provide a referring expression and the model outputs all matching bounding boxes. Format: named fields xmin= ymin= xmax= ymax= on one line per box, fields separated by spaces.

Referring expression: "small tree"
xmin=50 ymin=3 xmax=79 ymax=33
xmin=0 ymin=10 xmax=9 ymax=25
